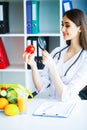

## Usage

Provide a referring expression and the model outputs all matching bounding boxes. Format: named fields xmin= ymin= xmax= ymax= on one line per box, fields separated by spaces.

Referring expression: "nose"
xmin=61 ymin=26 xmax=66 ymax=32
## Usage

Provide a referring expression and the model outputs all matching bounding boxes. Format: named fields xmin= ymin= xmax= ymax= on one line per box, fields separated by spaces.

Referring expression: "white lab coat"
xmin=39 ymin=46 xmax=87 ymax=101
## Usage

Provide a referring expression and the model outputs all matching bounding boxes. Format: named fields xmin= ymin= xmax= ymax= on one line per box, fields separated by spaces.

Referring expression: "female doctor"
xmin=23 ymin=9 xmax=87 ymax=101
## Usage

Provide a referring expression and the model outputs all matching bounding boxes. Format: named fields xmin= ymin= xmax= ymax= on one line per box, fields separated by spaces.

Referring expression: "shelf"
xmin=0 ymin=34 xmax=24 ymax=37
xmin=0 ymin=64 xmax=25 ymax=72
xmin=0 ymin=0 xmax=61 ymax=88
xmin=0 ymin=71 xmax=26 ymax=86
xmin=26 ymin=32 xmax=61 ymax=37
xmin=0 ymin=0 xmax=22 ymax=2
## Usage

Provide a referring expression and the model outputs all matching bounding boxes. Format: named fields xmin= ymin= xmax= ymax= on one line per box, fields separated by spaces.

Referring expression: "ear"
xmin=78 ymin=26 xmax=82 ymax=32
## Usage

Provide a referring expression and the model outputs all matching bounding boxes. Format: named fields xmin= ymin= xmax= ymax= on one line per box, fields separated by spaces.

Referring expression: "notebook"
xmin=32 ymin=100 xmax=76 ymax=118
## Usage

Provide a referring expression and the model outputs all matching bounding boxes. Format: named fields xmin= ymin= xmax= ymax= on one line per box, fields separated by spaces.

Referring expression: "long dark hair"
xmin=63 ymin=9 xmax=87 ymax=49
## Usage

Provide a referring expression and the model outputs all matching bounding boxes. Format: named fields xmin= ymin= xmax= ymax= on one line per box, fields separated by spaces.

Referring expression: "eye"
xmin=66 ymin=25 xmax=70 ymax=28
xmin=61 ymin=23 xmax=70 ymax=28
xmin=65 ymin=24 xmax=70 ymax=28
xmin=61 ymin=23 xmax=64 ymax=27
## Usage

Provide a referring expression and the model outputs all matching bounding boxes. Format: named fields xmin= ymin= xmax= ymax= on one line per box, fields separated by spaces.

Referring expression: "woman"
xmin=23 ymin=9 xmax=87 ymax=101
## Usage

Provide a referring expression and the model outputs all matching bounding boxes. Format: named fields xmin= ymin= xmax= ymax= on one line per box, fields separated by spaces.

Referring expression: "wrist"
xmin=49 ymin=61 xmax=56 ymax=71
xmin=30 ymin=61 xmax=37 ymax=70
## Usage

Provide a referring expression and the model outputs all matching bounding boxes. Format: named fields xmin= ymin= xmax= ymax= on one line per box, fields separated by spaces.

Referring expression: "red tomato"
xmin=1 ymin=87 xmax=7 ymax=90
xmin=25 ymin=45 xmax=35 ymax=54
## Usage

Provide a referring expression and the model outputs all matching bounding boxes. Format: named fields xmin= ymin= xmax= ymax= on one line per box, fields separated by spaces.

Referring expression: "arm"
xmin=22 ymin=52 xmax=44 ymax=92
xmin=42 ymin=50 xmax=66 ymax=97
xmin=31 ymin=62 xmax=43 ymax=92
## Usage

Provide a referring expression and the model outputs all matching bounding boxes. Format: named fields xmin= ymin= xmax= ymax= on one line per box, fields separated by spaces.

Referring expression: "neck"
xmin=68 ymin=39 xmax=82 ymax=53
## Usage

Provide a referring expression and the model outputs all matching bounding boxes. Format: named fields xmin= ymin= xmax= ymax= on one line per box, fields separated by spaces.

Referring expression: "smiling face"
xmin=61 ymin=15 xmax=81 ymax=41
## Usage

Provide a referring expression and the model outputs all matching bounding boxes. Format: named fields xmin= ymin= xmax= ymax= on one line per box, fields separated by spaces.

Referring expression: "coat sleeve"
xmin=38 ymin=47 xmax=61 ymax=93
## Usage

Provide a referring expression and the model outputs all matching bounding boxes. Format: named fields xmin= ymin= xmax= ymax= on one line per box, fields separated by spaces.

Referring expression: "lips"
xmin=63 ymin=32 xmax=67 ymax=37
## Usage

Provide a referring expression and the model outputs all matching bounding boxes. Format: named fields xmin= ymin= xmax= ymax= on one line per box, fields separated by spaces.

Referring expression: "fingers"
xmin=42 ymin=50 xmax=55 ymax=68
xmin=26 ymin=53 xmax=30 ymax=63
xmin=42 ymin=50 xmax=47 ymax=63
xmin=42 ymin=50 xmax=50 ymax=65
xmin=42 ymin=50 xmax=49 ymax=58
xmin=22 ymin=52 xmax=27 ymax=60
xmin=22 ymin=52 xmax=31 ymax=63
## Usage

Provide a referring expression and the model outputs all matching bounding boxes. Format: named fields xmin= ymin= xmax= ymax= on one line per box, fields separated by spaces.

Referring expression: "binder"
xmin=33 ymin=40 xmax=37 ymax=57
xmin=26 ymin=1 xmax=32 ymax=34
xmin=62 ymin=0 xmax=73 ymax=14
xmin=0 ymin=38 xmax=10 ymax=69
xmin=0 ymin=2 xmax=9 ymax=34
xmin=27 ymin=37 xmax=32 ymax=69
xmin=32 ymin=1 xmax=39 ymax=34
xmin=34 ymin=37 xmax=44 ymax=69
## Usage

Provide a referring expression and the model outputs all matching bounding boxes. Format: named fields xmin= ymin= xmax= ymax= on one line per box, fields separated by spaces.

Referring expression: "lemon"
xmin=4 ymin=104 xmax=19 ymax=116
xmin=0 ymin=98 xmax=9 ymax=109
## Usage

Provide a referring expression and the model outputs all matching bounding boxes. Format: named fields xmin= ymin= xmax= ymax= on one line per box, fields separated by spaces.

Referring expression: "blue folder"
xmin=62 ymin=0 xmax=73 ymax=14
xmin=26 ymin=1 xmax=32 ymax=34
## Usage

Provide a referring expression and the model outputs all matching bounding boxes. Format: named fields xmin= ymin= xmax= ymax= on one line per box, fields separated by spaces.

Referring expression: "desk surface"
xmin=0 ymin=97 xmax=87 ymax=130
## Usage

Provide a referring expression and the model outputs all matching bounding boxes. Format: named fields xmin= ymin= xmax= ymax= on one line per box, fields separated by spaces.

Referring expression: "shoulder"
xmin=82 ymin=49 xmax=87 ymax=60
xmin=83 ymin=49 xmax=87 ymax=54
xmin=79 ymin=49 xmax=87 ymax=70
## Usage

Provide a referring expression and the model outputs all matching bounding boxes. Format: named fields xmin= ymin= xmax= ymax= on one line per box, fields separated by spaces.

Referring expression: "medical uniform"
xmin=40 ymin=46 xmax=87 ymax=101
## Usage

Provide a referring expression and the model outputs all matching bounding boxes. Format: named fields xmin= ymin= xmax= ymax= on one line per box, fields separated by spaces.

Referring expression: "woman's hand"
xmin=22 ymin=52 xmax=36 ymax=67
xmin=42 ymin=50 xmax=56 ymax=69
xmin=42 ymin=50 xmax=63 ymax=97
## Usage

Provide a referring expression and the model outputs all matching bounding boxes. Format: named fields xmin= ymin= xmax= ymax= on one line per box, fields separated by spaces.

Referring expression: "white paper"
xmin=33 ymin=40 xmax=37 ymax=56
xmin=27 ymin=40 xmax=31 ymax=46
xmin=32 ymin=4 xmax=36 ymax=20
xmin=64 ymin=2 xmax=71 ymax=12
xmin=0 ymin=5 xmax=3 ymax=21
xmin=32 ymin=101 xmax=76 ymax=118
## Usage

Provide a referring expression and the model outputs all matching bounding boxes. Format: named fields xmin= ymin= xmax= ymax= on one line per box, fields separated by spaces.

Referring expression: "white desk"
xmin=0 ymin=97 xmax=87 ymax=130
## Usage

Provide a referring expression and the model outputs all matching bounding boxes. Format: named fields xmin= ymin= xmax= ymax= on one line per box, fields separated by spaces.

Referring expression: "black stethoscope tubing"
xmin=52 ymin=46 xmax=84 ymax=76
xmin=53 ymin=46 xmax=68 ymax=60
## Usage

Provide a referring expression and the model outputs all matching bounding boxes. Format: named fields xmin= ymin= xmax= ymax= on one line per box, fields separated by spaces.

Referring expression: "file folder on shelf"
xmin=62 ymin=0 xmax=73 ymax=14
xmin=32 ymin=1 xmax=39 ymax=34
xmin=0 ymin=2 xmax=9 ymax=34
xmin=0 ymin=38 xmax=10 ymax=69
xmin=26 ymin=1 xmax=32 ymax=34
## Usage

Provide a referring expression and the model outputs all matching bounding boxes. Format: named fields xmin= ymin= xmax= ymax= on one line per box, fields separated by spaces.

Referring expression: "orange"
xmin=0 ymin=98 xmax=9 ymax=109
xmin=4 ymin=104 xmax=19 ymax=116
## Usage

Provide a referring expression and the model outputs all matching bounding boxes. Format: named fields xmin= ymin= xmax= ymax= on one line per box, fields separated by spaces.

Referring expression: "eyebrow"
xmin=61 ymin=21 xmax=70 ymax=24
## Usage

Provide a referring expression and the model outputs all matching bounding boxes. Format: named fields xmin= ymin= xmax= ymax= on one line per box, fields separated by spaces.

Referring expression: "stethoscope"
xmin=53 ymin=46 xmax=84 ymax=76
xmin=38 ymin=37 xmax=84 ymax=76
